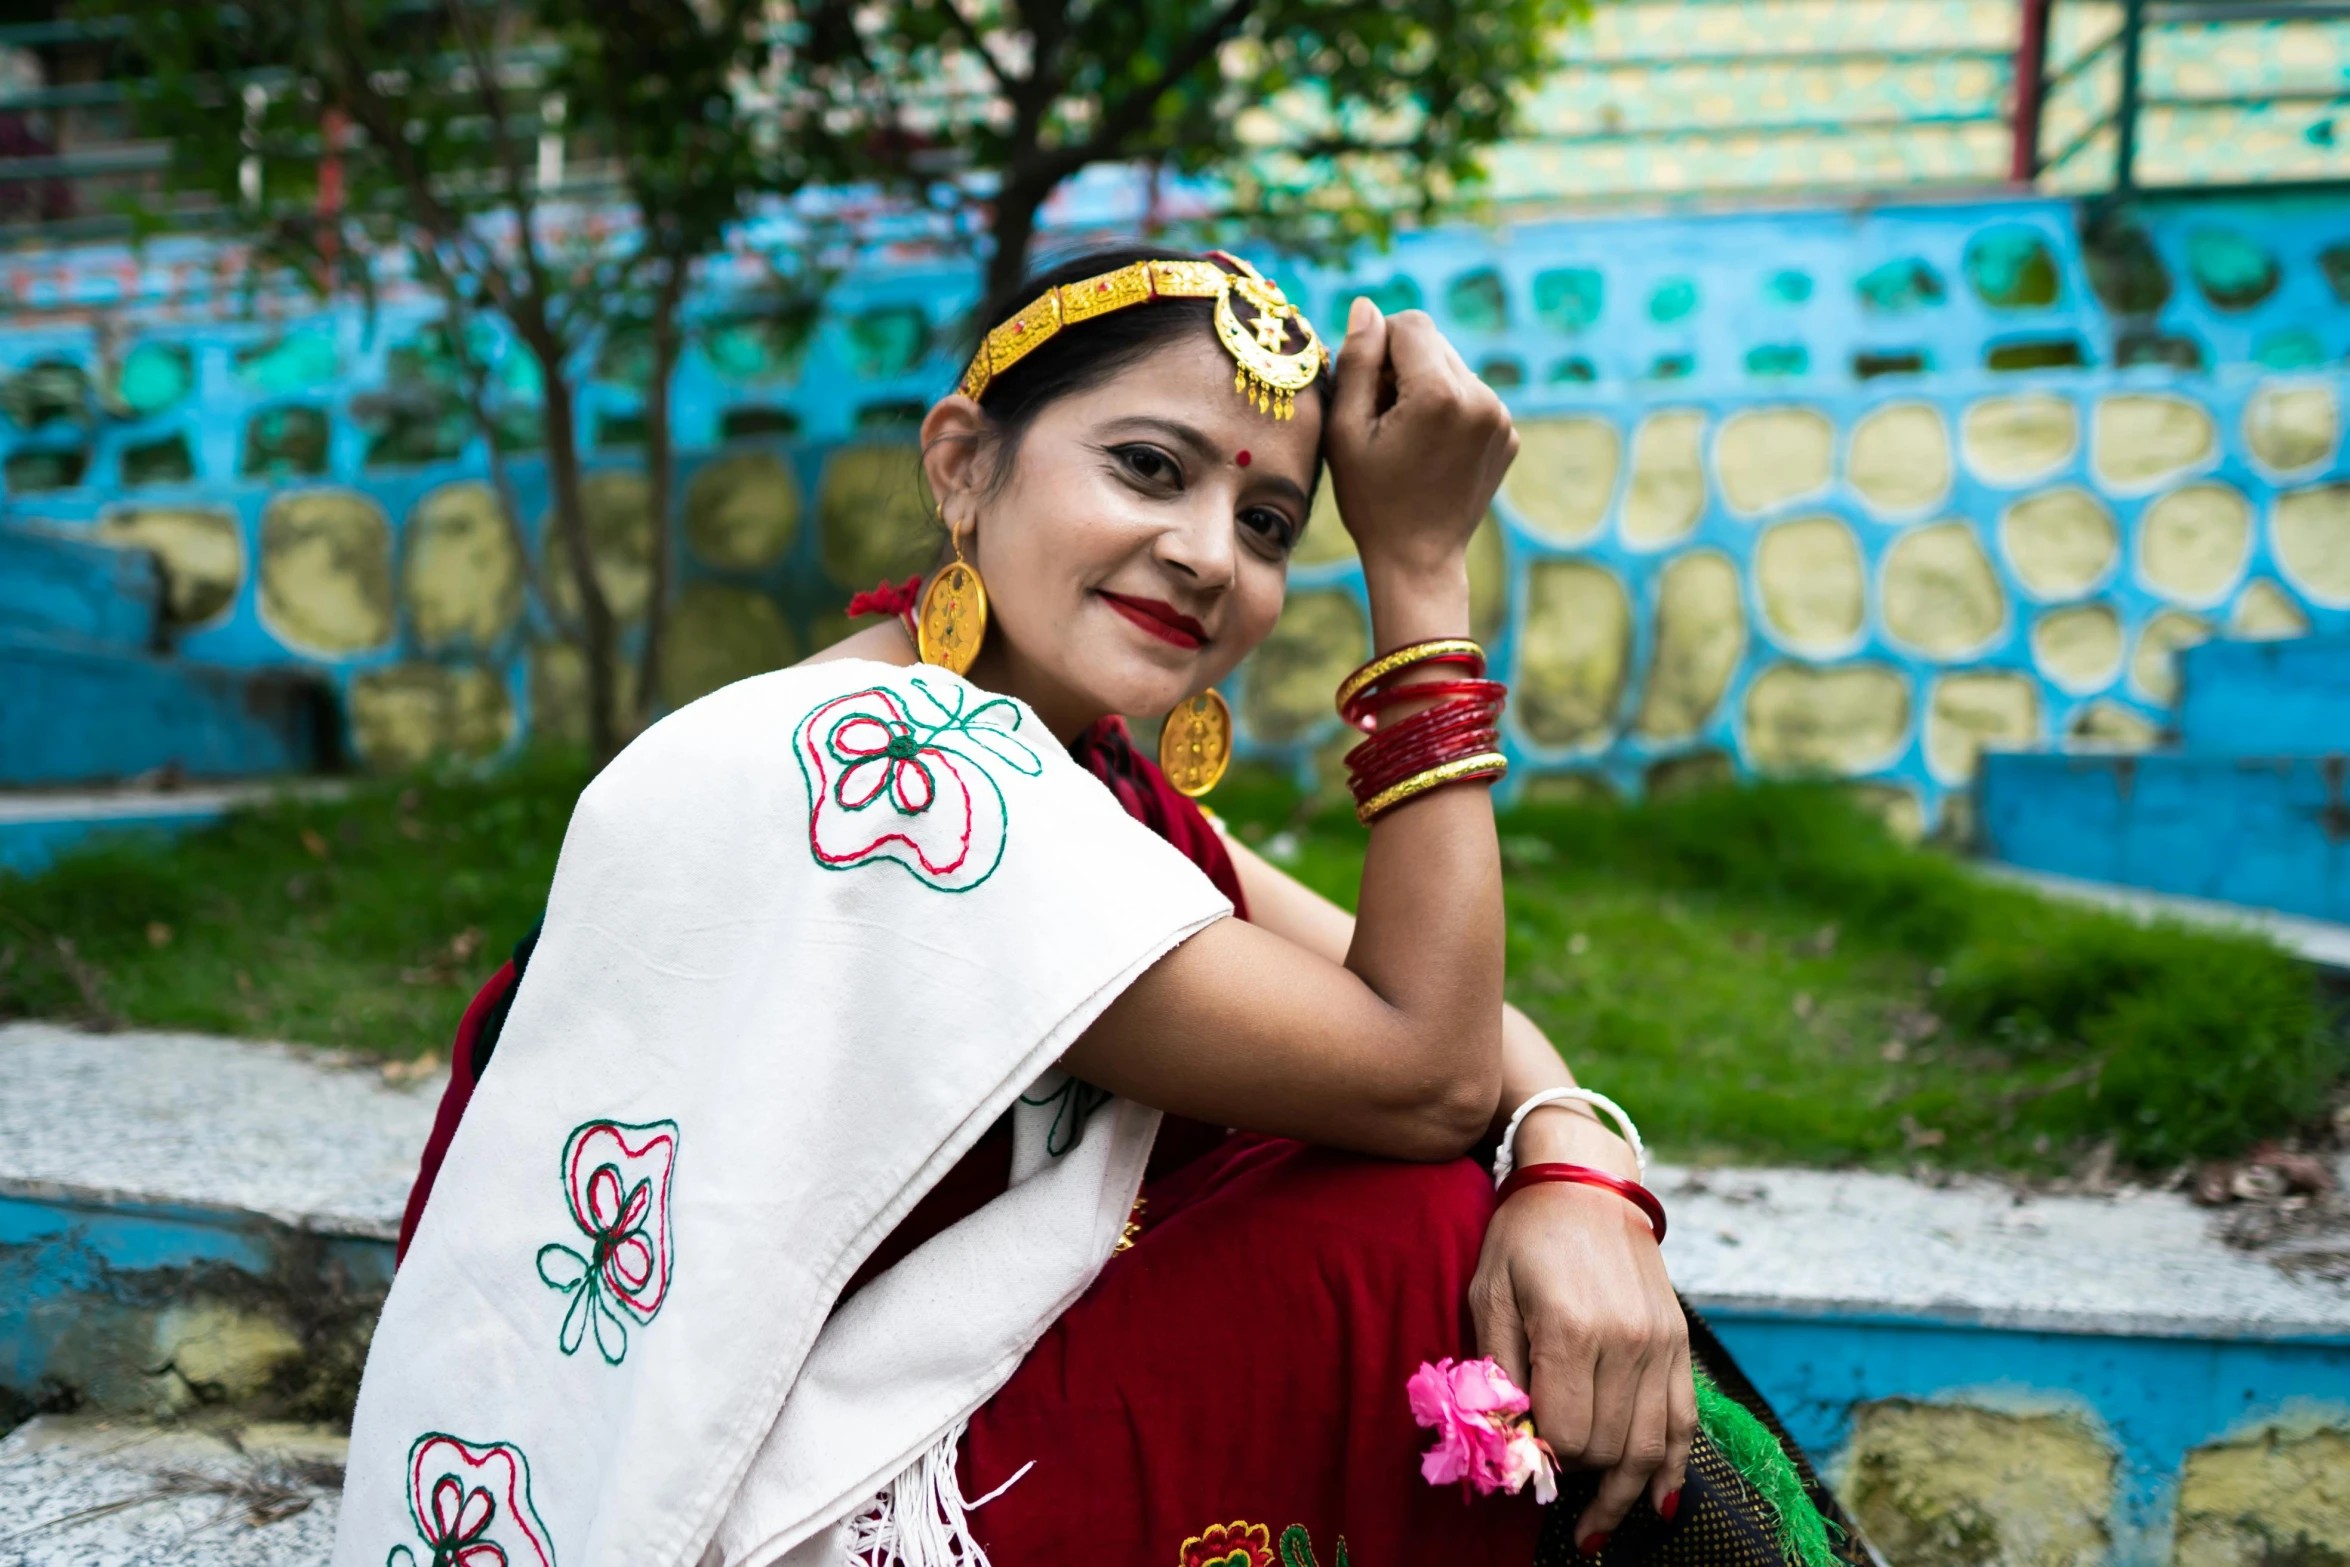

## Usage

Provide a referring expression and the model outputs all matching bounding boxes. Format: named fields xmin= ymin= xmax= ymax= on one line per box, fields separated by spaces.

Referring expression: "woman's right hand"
xmin=1324 ymin=300 xmax=1518 ymax=623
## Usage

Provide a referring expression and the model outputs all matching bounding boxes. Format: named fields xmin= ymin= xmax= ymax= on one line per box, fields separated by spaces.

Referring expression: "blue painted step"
xmin=1978 ymin=751 xmax=2349 ymax=923
xmin=2176 ymin=635 xmax=2350 ymax=756
xmin=0 ymin=629 xmax=334 ymax=787
xmin=0 ymin=524 xmax=160 ymax=652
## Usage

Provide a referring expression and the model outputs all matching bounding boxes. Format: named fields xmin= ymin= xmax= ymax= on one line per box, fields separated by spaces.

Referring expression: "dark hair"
xmin=950 ymin=243 xmax=1333 ymax=490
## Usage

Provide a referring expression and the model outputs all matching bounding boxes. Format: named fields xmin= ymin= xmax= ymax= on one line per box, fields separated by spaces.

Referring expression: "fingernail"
xmin=1347 ymin=296 xmax=1371 ymax=332
xmin=1660 ymin=1489 xmax=1682 ymax=1523
xmin=1577 ymin=1531 xmax=1610 ymax=1557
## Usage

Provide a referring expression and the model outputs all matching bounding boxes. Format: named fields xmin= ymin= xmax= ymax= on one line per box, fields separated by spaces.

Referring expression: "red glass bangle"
xmin=1347 ymin=714 xmax=1501 ymax=798
xmin=1344 ymin=676 xmax=1507 ymax=732
xmin=1496 ymin=1161 xmax=1667 ymax=1243
xmin=1345 ymin=703 xmax=1499 ymax=770
xmin=1335 ymin=642 xmax=1489 ymax=721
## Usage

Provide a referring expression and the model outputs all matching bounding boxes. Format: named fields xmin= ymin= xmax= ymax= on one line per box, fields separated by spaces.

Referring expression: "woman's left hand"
xmin=1468 ymin=1122 xmax=1696 ymax=1554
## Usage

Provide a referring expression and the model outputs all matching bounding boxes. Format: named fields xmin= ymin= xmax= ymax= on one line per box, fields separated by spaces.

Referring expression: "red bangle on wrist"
xmin=1495 ymin=1161 xmax=1667 ymax=1242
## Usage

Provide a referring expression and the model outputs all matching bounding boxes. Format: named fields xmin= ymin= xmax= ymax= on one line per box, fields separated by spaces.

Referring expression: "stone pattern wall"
xmin=1836 ymin=1397 xmax=2350 ymax=1567
xmin=2 ymin=195 xmax=2348 ymax=808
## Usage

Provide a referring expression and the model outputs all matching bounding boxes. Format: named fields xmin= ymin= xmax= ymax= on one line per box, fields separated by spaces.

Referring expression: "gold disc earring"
xmin=917 ymin=506 xmax=988 ymax=677
xmin=1159 ymin=688 xmax=1234 ymax=797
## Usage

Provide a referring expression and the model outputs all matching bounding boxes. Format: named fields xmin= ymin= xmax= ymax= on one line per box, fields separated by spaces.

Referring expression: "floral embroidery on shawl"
xmin=386 ymin=1433 xmax=555 ymax=1567
xmin=534 ymin=1119 xmax=679 ymax=1365
xmin=794 ymin=676 xmax=1043 ymax=892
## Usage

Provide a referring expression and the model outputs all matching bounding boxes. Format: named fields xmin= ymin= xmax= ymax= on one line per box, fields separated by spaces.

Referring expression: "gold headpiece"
xmin=958 ymin=251 xmax=1324 ymax=420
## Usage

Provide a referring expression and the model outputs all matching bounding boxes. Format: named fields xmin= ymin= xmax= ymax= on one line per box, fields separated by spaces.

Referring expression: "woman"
xmin=356 ymin=247 xmax=1863 ymax=1567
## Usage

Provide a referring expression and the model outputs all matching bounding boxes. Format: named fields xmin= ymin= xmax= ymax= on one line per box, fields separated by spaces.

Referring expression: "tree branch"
xmin=1065 ymin=0 xmax=1259 ymax=171
xmin=443 ymin=0 xmax=556 ymax=315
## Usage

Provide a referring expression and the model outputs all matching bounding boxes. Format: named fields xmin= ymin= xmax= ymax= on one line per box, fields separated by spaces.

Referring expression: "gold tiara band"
xmin=959 ymin=254 xmax=1326 ymax=421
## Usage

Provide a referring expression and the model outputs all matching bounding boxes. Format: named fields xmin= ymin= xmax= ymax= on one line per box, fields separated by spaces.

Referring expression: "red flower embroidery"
xmin=1180 ymin=1521 xmax=1277 ymax=1567
xmin=795 ymin=677 xmax=1042 ymax=892
xmin=536 ymin=1119 xmax=680 ymax=1365
xmin=387 ymin=1434 xmax=554 ymax=1567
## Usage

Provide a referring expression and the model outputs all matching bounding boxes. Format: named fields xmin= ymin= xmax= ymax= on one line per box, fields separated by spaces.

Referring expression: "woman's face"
xmin=921 ymin=329 xmax=1325 ymax=739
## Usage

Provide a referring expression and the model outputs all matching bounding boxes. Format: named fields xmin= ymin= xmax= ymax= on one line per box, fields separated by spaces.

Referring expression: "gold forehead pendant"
xmin=956 ymin=252 xmax=1325 ymax=421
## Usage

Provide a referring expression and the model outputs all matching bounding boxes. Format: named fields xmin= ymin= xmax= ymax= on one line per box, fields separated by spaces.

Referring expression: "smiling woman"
xmin=358 ymin=247 xmax=1868 ymax=1567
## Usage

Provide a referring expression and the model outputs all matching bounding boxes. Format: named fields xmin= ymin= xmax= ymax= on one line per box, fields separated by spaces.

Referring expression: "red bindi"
xmin=1235 ymin=449 xmax=1252 ymax=467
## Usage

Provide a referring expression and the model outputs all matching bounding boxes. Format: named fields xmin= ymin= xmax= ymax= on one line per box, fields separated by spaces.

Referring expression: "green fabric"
xmin=1693 ymin=1371 xmax=1840 ymax=1567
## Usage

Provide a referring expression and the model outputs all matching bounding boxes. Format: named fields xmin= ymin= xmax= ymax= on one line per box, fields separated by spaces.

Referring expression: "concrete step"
xmin=0 ymin=525 xmax=161 ymax=653
xmin=0 ymin=1023 xmax=432 ymax=1433
xmin=2176 ymin=635 xmax=2350 ymax=759
xmin=0 ymin=779 xmax=347 ymax=877
xmin=1977 ymin=750 xmax=2350 ymax=924
xmin=0 ymin=630 xmax=336 ymax=790
xmin=0 ymin=1414 xmax=344 ymax=1566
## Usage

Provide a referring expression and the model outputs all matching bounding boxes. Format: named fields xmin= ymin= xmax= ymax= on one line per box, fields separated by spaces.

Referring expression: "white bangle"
xmin=1493 ymin=1087 xmax=1647 ymax=1184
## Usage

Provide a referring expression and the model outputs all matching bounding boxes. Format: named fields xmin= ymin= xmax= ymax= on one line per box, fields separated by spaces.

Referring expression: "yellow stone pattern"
xmin=2137 ymin=482 xmax=2253 ymax=607
xmin=1843 ymin=1400 xmax=2117 ymax=1567
xmin=403 ymin=482 xmax=524 ymax=650
xmin=2229 ymin=579 xmax=2312 ymax=641
xmin=2171 ymin=1420 xmax=2350 ymax=1567
xmin=150 ymin=1304 xmax=303 ymax=1409
xmin=1847 ymin=402 xmax=1953 ymax=516
xmin=2070 ymin=699 xmax=2163 ymax=751
xmin=1882 ymin=522 xmax=2008 ymax=657
xmin=658 ymin=582 xmax=800 ymax=710
xmin=2273 ymin=482 xmax=2350 ymax=606
xmin=95 ymin=506 xmax=244 ymax=627
xmin=1621 ymin=409 xmax=1708 ymax=547
xmin=1466 ymin=512 xmax=1509 ymax=644
xmin=1742 ymin=662 xmax=1912 ymax=775
xmin=686 ymin=451 xmax=803 ymax=571
xmin=258 ymin=490 xmax=396 ymax=655
xmin=1239 ymin=589 xmax=1368 ymax=744
xmin=817 ymin=443 xmax=938 ymax=589
xmin=1501 ymin=416 xmax=1619 ymax=545
xmin=2032 ymin=603 xmax=2124 ymax=694
xmin=1716 ymin=406 xmax=1834 ymax=515
xmin=1632 ymin=550 xmax=1745 ymax=742
xmin=1515 ymin=560 xmax=1632 ymax=749
xmin=349 ymin=665 xmax=514 ymax=770
xmin=544 ymin=470 xmax=658 ymax=625
xmin=1962 ymin=394 xmax=2078 ymax=486
xmin=2130 ymin=608 xmax=2214 ymax=705
xmin=1925 ymin=671 xmax=2041 ymax=785
xmin=2001 ymin=489 xmax=2119 ymax=601
xmin=2242 ymin=383 xmax=2338 ymax=475
xmin=1756 ymin=515 xmax=1866 ymax=654
xmin=528 ymin=640 xmax=639 ymax=746
xmin=2092 ymin=393 xmax=2217 ymax=491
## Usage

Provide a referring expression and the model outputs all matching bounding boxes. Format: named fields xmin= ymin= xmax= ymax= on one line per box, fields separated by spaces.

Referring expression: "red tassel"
xmin=845 ymin=574 xmax=923 ymax=620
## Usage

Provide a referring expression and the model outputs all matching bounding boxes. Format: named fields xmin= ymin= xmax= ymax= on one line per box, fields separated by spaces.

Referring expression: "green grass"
xmin=3 ymin=753 xmax=2341 ymax=1172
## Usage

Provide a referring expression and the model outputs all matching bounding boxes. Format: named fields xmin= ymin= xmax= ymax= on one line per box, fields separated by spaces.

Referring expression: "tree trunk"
xmin=634 ymin=263 xmax=686 ymax=729
xmin=536 ymin=364 xmax=623 ymax=769
xmin=983 ymin=177 xmax=1051 ymax=310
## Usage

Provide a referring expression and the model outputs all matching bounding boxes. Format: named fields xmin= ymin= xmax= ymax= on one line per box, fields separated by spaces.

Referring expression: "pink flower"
xmin=1406 ymin=1357 xmax=1560 ymax=1504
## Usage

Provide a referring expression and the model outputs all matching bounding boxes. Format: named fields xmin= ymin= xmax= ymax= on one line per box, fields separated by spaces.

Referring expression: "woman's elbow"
xmin=1392 ymin=1052 xmax=1503 ymax=1162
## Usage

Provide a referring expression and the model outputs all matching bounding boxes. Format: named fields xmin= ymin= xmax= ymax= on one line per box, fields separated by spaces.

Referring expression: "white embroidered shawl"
xmin=333 ymin=660 xmax=1230 ymax=1567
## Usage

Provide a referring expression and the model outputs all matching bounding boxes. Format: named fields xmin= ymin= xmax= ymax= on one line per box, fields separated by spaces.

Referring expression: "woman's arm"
xmin=1060 ymin=305 xmax=1520 ymax=1163
xmin=1226 ymin=832 xmax=1696 ymax=1550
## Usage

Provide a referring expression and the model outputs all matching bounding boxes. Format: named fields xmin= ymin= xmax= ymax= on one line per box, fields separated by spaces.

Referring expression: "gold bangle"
xmin=1333 ymin=638 xmax=1486 ymax=718
xmin=1354 ymin=751 xmax=1509 ymax=825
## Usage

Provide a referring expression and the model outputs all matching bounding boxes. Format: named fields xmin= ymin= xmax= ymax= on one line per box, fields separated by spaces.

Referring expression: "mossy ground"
xmin=3 ymin=752 xmax=2341 ymax=1173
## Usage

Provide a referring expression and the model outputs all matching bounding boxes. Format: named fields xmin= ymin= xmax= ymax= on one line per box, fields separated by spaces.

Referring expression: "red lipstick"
xmin=1098 ymin=591 xmax=1208 ymax=650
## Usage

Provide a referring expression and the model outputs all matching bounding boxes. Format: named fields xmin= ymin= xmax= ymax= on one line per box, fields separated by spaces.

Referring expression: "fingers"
xmin=1381 ymin=308 xmax=1462 ymax=395
xmin=1469 ymin=1247 xmax=1532 ymax=1396
xmin=1574 ymin=1349 xmax=1675 ymax=1549
xmin=1327 ymin=296 xmax=1390 ymax=444
xmin=1650 ymin=1342 xmax=1698 ymax=1520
